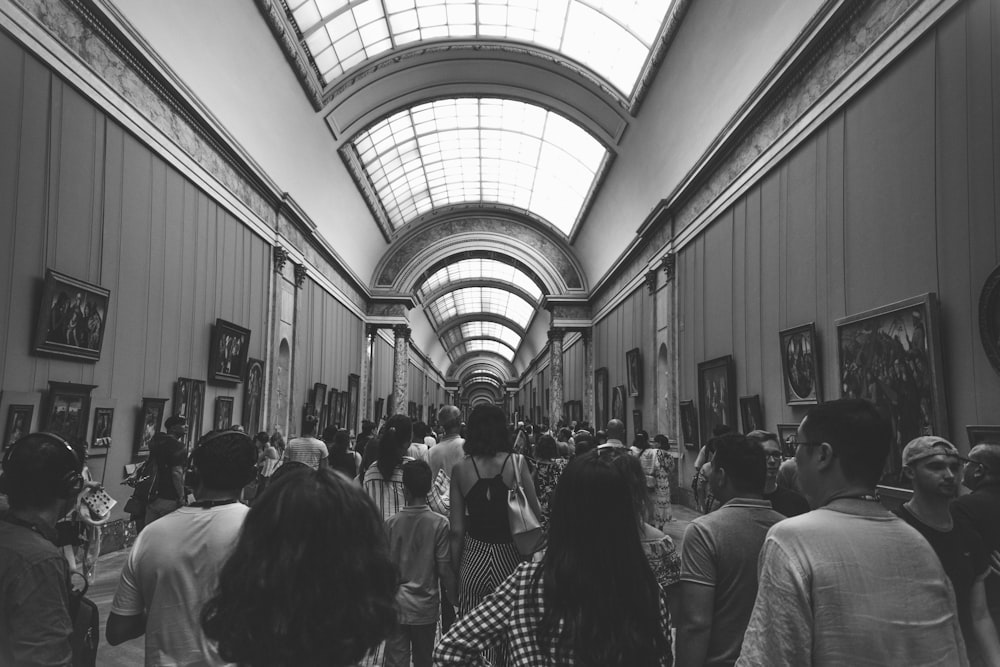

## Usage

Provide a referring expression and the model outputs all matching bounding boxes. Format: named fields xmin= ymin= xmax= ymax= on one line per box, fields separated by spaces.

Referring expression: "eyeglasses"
xmin=787 ymin=440 xmax=825 ymax=450
xmin=764 ymin=453 xmax=783 ymax=461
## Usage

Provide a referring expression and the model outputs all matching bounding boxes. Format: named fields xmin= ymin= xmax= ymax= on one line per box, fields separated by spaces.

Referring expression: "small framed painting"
xmin=214 ymin=396 xmax=235 ymax=431
xmin=739 ymin=395 xmax=764 ymax=433
xmin=679 ymin=400 xmax=700 ymax=449
xmin=3 ymin=404 xmax=34 ymax=452
xmin=134 ymin=398 xmax=167 ymax=459
xmin=208 ymin=319 xmax=251 ymax=384
xmin=779 ymin=323 xmax=821 ymax=405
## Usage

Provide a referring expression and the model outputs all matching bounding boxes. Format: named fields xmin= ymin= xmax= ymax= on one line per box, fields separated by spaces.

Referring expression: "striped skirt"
xmin=457 ymin=536 xmax=522 ymax=667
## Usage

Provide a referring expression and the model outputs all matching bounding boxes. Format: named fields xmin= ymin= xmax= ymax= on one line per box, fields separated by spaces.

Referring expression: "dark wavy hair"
xmin=201 ymin=467 xmax=397 ymax=666
xmin=533 ymin=451 xmax=668 ymax=665
xmin=376 ymin=414 xmax=412 ymax=480
xmin=463 ymin=404 xmax=511 ymax=456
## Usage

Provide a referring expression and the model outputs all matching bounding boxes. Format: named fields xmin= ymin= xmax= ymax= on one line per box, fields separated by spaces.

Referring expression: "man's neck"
xmin=441 ymin=431 xmax=462 ymax=441
xmin=904 ymin=494 xmax=953 ymax=530
xmin=9 ymin=506 xmax=60 ymax=531
xmin=405 ymin=499 xmax=427 ymax=509
xmin=195 ymin=487 xmax=239 ymax=502
xmin=815 ymin=483 xmax=879 ymax=508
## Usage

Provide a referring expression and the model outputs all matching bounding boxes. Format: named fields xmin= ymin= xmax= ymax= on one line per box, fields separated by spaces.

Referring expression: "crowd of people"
xmin=1 ymin=397 xmax=999 ymax=666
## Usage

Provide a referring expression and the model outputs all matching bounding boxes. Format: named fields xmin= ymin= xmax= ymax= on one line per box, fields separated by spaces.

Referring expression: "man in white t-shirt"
xmin=284 ymin=415 xmax=328 ymax=470
xmin=108 ymin=430 xmax=258 ymax=666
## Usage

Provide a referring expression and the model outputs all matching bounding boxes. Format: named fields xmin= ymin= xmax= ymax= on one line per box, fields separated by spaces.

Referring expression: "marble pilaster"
xmin=582 ymin=329 xmax=595 ymax=428
xmin=358 ymin=325 xmax=377 ymax=427
xmin=392 ymin=324 xmax=411 ymax=415
xmin=548 ymin=328 xmax=565 ymax=426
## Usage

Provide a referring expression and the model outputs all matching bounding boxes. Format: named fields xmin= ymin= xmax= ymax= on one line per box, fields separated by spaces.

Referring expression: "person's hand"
xmin=990 ymin=550 xmax=1000 ymax=578
xmin=84 ymin=480 xmax=102 ymax=491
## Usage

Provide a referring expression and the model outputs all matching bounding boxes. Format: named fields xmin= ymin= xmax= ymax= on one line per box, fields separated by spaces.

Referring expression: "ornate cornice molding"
xmin=251 ymin=0 xmax=323 ymax=110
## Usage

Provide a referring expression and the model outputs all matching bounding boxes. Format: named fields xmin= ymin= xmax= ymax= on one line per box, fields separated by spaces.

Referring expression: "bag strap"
xmin=510 ymin=453 xmax=522 ymax=491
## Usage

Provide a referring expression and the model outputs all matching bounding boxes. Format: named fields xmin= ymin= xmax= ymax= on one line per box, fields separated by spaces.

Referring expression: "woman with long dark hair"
xmin=201 ymin=466 xmax=397 ymax=667
xmin=449 ymin=404 xmax=541 ymax=666
xmin=435 ymin=450 xmax=673 ymax=665
xmin=362 ymin=414 xmax=413 ymax=520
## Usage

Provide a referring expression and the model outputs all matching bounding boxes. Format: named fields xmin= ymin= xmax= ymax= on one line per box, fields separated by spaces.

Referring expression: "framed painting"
xmin=43 ymin=381 xmax=95 ymax=441
xmin=214 ymin=396 xmax=235 ymax=430
xmin=172 ymin=379 xmax=191 ymax=421
xmin=337 ymin=390 xmax=348 ymax=426
xmin=595 ymin=367 xmax=609 ymax=429
xmin=208 ymin=319 xmax=251 ymax=384
xmin=134 ymin=397 xmax=167 ymax=459
xmin=326 ymin=388 xmax=338 ymax=429
xmin=776 ymin=423 xmax=800 ymax=458
xmin=311 ymin=382 xmax=327 ymax=431
xmin=836 ymin=293 xmax=947 ymax=488
xmin=189 ymin=380 xmax=206 ymax=443
xmin=374 ymin=397 xmax=384 ymax=422
xmin=387 ymin=393 xmax=394 ymax=418
xmin=779 ymin=322 xmax=821 ymax=405
xmin=611 ymin=384 xmax=626 ymax=423
xmin=347 ymin=374 xmax=360 ymax=433
xmin=626 ymin=347 xmax=642 ymax=398
xmin=679 ymin=400 xmax=700 ymax=449
xmin=697 ymin=355 xmax=736 ymax=442
xmin=91 ymin=407 xmax=114 ymax=449
xmin=966 ymin=425 xmax=1000 ymax=448
xmin=633 ymin=409 xmax=643 ymax=436
xmin=978 ymin=263 xmax=1000 ymax=374
xmin=242 ymin=358 xmax=264 ymax=435
xmin=32 ymin=269 xmax=110 ymax=362
xmin=408 ymin=401 xmax=417 ymax=420
xmin=739 ymin=395 xmax=764 ymax=433
xmin=3 ymin=404 xmax=34 ymax=452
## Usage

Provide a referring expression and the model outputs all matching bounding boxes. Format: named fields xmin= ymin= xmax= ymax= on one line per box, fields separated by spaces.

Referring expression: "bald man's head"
xmin=606 ymin=419 xmax=625 ymax=441
xmin=437 ymin=405 xmax=462 ymax=433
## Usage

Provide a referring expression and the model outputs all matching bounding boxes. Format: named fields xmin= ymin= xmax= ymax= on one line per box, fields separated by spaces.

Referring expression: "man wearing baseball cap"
xmin=894 ymin=436 xmax=1000 ymax=666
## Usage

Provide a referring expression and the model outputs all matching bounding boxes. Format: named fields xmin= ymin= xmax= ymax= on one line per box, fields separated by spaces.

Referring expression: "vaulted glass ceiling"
xmin=425 ymin=286 xmax=536 ymax=330
xmin=418 ymin=258 xmax=543 ymax=301
xmin=351 ymin=98 xmax=607 ymax=234
xmin=288 ymin=0 xmax=674 ymax=96
xmin=440 ymin=321 xmax=523 ymax=351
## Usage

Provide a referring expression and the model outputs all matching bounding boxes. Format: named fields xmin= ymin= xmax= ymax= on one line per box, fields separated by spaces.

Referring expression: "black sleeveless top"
xmin=465 ymin=453 xmax=513 ymax=543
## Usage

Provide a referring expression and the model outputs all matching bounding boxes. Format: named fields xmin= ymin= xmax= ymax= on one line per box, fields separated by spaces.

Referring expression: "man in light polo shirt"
xmin=597 ymin=419 xmax=627 ymax=453
xmin=676 ymin=432 xmax=785 ymax=667
xmin=284 ymin=415 xmax=327 ymax=470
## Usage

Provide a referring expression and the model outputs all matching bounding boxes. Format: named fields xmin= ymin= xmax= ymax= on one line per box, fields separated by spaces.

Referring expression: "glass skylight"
xmin=441 ymin=321 xmax=523 ymax=351
xmin=353 ymin=98 xmax=606 ymax=233
xmin=425 ymin=286 xmax=536 ymax=329
xmin=418 ymin=259 xmax=543 ymax=301
xmin=452 ymin=339 xmax=517 ymax=362
xmin=287 ymin=0 xmax=672 ymax=95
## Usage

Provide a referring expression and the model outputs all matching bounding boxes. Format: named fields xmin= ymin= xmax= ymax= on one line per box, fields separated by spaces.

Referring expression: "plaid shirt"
xmin=434 ymin=561 xmax=673 ymax=666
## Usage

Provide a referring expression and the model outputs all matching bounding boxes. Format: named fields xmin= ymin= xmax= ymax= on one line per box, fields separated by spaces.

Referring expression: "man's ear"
xmin=815 ymin=441 xmax=836 ymax=472
xmin=902 ymin=465 xmax=915 ymax=482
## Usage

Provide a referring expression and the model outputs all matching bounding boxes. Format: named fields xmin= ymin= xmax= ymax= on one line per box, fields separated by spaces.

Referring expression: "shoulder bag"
xmin=507 ymin=453 xmax=545 ymax=556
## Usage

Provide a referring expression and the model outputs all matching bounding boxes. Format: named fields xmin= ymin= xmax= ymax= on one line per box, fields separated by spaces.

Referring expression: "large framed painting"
xmin=134 ymin=397 xmax=167 ymax=459
xmin=3 ymin=404 xmax=34 ymax=452
xmin=611 ymin=384 xmax=626 ymax=423
xmin=347 ymin=374 xmax=360 ymax=433
xmin=837 ymin=292 xmax=947 ymax=488
xmin=214 ymin=396 xmax=234 ymax=430
xmin=595 ymin=367 xmax=609 ymax=429
xmin=776 ymin=423 xmax=800 ymax=458
xmin=739 ymin=395 xmax=764 ymax=433
xmin=966 ymin=425 xmax=1000 ymax=448
xmin=208 ymin=319 xmax=251 ymax=384
xmin=43 ymin=381 xmax=95 ymax=441
xmin=326 ymin=388 xmax=338 ymax=429
xmin=626 ymin=348 xmax=642 ymax=398
xmin=311 ymin=383 xmax=327 ymax=432
xmin=779 ymin=323 xmax=821 ymax=405
xmin=173 ymin=378 xmax=205 ymax=447
xmin=632 ymin=409 xmax=643 ymax=436
xmin=697 ymin=355 xmax=736 ymax=441
xmin=242 ymin=358 xmax=264 ymax=434
xmin=33 ymin=269 xmax=110 ymax=362
xmin=679 ymin=400 xmax=700 ymax=449
xmin=979 ymin=263 xmax=1000 ymax=374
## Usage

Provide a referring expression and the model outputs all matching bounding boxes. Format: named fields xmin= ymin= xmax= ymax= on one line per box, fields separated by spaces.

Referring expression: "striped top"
xmin=362 ymin=457 xmax=414 ymax=521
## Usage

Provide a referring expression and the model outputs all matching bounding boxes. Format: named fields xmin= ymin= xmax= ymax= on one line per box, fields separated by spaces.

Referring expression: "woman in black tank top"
xmin=448 ymin=405 xmax=541 ymax=666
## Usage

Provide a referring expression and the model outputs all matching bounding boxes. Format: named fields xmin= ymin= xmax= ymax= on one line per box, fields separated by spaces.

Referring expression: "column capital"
xmin=580 ymin=328 xmax=593 ymax=343
xmin=644 ymin=268 xmax=658 ymax=294
xmin=392 ymin=324 xmax=412 ymax=341
xmin=661 ymin=252 xmax=676 ymax=283
xmin=272 ymin=246 xmax=289 ymax=274
xmin=548 ymin=327 xmax=565 ymax=343
xmin=293 ymin=262 xmax=308 ymax=288
xmin=365 ymin=324 xmax=380 ymax=339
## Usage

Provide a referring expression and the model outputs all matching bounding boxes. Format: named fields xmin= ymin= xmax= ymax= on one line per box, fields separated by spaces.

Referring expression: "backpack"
xmin=67 ymin=573 xmax=99 ymax=667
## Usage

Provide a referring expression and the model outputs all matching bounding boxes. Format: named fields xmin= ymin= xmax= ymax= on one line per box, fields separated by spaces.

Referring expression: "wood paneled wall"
xmin=678 ymin=0 xmax=1000 ymax=459
xmin=0 ymin=35 xmax=270 ymax=500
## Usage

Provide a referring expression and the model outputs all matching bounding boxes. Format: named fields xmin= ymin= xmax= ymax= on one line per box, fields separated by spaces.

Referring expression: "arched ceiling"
xmin=264 ymin=0 xmax=683 ymax=390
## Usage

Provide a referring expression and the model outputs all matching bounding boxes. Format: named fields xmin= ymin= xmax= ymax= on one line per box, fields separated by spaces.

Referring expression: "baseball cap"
xmin=164 ymin=415 xmax=187 ymax=429
xmin=901 ymin=436 xmax=969 ymax=467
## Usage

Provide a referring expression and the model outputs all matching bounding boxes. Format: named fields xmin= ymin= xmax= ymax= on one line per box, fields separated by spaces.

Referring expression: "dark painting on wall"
xmin=33 ymin=269 xmax=110 ymax=362
xmin=134 ymin=397 xmax=167 ymax=460
xmin=626 ymin=348 xmax=642 ymax=398
xmin=208 ymin=319 xmax=251 ymax=384
xmin=595 ymin=367 xmax=609 ymax=429
xmin=697 ymin=355 xmax=736 ymax=442
xmin=679 ymin=400 xmax=699 ymax=449
xmin=966 ymin=425 xmax=1000 ymax=448
xmin=91 ymin=408 xmax=114 ymax=449
xmin=242 ymin=358 xmax=264 ymax=435
xmin=347 ymin=374 xmax=360 ymax=434
xmin=776 ymin=423 xmax=799 ymax=458
xmin=633 ymin=409 xmax=643 ymax=436
xmin=374 ymin=397 xmax=384 ymax=423
xmin=387 ymin=393 xmax=394 ymax=419
xmin=311 ymin=383 xmax=327 ymax=432
xmin=326 ymin=388 xmax=338 ymax=429
xmin=739 ymin=395 xmax=764 ymax=433
xmin=189 ymin=380 xmax=206 ymax=443
xmin=779 ymin=323 xmax=821 ymax=405
xmin=214 ymin=396 xmax=234 ymax=430
xmin=3 ymin=405 xmax=34 ymax=452
xmin=44 ymin=382 xmax=95 ymax=442
xmin=836 ymin=293 xmax=947 ymax=488
xmin=611 ymin=384 xmax=626 ymax=433
xmin=978 ymin=263 xmax=1000 ymax=375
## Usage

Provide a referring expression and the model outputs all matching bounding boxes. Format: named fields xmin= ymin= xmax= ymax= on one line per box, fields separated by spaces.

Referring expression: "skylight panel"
xmin=288 ymin=0 xmax=673 ymax=95
xmin=453 ymin=339 xmax=517 ymax=362
xmin=353 ymin=98 xmax=606 ymax=233
xmin=425 ymin=287 xmax=536 ymax=329
xmin=418 ymin=259 xmax=544 ymax=301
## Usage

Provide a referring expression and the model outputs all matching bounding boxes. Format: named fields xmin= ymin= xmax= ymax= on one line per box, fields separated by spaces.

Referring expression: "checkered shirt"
xmin=433 ymin=561 xmax=673 ymax=666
